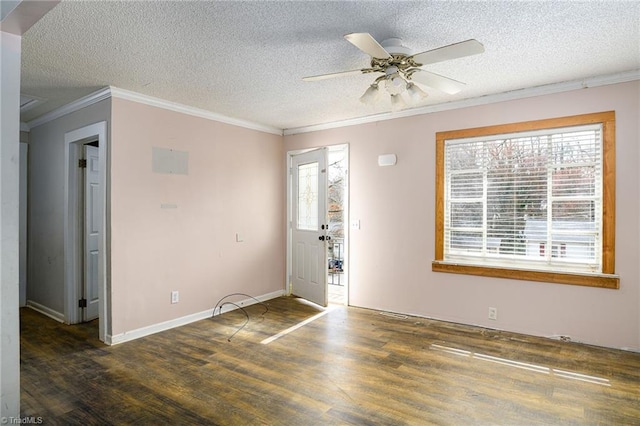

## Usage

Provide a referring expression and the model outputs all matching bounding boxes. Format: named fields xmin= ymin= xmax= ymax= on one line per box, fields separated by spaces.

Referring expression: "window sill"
xmin=432 ymin=261 xmax=619 ymax=289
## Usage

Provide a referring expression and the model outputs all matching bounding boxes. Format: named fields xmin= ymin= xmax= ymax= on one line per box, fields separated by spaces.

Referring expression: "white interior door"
xmin=291 ymin=148 xmax=328 ymax=307
xmin=83 ymin=144 xmax=101 ymax=321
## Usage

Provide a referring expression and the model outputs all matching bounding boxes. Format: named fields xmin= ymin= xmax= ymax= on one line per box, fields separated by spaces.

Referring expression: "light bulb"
xmin=383 ymin=66 xmax=406 ymax=95
xmin=390 ymin=75 xmax=404 ymax=88
xmin=385 ymin=73 xmax=405 ymax=95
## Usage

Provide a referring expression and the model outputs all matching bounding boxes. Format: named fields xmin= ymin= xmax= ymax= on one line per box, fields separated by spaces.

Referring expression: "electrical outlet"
xmin=171 ymin=291 xmax=179 ymax=304
xmin=488 ymin=307 xmax=498 ymax=320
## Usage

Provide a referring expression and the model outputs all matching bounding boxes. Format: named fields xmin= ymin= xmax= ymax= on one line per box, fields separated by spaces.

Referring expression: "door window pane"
xmin=298 ymin=162 xmax=319 ymax=230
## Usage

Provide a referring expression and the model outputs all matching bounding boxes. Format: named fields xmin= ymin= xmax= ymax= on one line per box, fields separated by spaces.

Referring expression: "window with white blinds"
xmin=444 ymin=124 xmax=602 ymax=273
xmin=433 ymin=111 xmax=618 ymax=289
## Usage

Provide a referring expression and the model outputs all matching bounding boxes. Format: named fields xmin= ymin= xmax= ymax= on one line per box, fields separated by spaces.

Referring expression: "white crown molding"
xmin=28 ymin=86 xmax=283 ymax=136
xmin=106 ymin=289 xmax=284 ymax=345
xmin=283 ymin=70 xmax=640 ymax=136
xmin=108 ymin=87 xmax=283 ymax=136
xmin=27 ymin=87 xmax=111 ymax=129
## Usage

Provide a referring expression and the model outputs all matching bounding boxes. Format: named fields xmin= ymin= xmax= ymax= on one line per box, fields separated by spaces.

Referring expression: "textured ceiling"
xmin=20 ymin=0 xmax=640 ymax=131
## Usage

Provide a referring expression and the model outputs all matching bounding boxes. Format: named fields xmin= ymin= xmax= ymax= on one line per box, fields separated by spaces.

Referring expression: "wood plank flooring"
xmin=20 ymin=296 xmax=640 ymax=425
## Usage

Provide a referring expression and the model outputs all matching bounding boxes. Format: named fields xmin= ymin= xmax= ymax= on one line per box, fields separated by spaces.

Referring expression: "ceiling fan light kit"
xmin=359 ymin=84 xmax=380 ymax=105
xmin=304 ymin=33 xmax=485 ymax=111
xmin=407 ymin=83 xmax=428 ymax=102
xmin=389 ymin=93 xmax=406 ymax=112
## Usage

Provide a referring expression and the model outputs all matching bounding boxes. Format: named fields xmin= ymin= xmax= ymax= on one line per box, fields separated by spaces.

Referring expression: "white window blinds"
xmin=443 ymin=124 xmax=603 ymax=273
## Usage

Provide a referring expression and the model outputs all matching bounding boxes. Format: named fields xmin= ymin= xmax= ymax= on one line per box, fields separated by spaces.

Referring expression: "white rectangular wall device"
xmin=152 ymin=147 xmax=189 ymax=175
xmin=378 ymin=154 xmax=397 ymax=166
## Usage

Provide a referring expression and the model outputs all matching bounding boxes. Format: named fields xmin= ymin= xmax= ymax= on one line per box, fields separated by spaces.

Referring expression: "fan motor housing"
xmin=380 ymin=38 xmax=412 ymax=56
xmin=369 ymin=38 xmax=420 ymax=74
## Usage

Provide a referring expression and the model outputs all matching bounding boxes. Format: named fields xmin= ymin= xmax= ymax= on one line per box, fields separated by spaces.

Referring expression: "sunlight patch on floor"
xmin=430 ymin=343 xmax=611 ymax=387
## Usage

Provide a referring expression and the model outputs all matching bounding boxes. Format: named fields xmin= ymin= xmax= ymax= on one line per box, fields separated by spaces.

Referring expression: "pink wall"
xmin=110 ymin=98 xmax=285 ymax=335
xmin=284 ymin=81 xmax=640 ymax=350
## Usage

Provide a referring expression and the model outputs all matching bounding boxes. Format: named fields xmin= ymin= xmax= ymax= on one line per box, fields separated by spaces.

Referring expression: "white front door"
xmin=83 ymin=144 xmax=101 ymax=321
xmin=291 ymin=148 xmax=328 ymax=307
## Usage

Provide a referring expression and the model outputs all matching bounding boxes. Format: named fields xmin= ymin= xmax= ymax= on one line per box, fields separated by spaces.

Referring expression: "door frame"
xmin=64 ymin=121 xmax=109 ymax=342
xmin=286 ymin=144 xmax=349 ymax=305
xmin=19 ymin=142 xmax=28 ymax=307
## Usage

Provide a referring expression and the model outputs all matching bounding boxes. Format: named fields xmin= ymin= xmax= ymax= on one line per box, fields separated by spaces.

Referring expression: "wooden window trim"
xmin=433 ymin=111 xmax=619 ymax=289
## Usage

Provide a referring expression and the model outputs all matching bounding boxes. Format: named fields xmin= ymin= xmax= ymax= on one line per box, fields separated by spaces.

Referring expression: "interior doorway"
xmin=64 ymin=122 xmax=109 ymax=342
xmin=287 ymin=144 xmax=349 ymax=307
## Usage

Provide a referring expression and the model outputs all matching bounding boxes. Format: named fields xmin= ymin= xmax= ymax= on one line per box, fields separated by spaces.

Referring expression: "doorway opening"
xmin=327 ymin=145 xmax=348 ymax=305
xmin=64 ymin=122 xmax=109 ymax=342
xmin=287 ymin=144 xmax=349 ymax=307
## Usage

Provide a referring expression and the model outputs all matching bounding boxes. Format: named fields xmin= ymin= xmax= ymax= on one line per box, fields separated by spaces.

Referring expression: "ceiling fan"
xmin=303 ymin=33 xmax=485 ymax=110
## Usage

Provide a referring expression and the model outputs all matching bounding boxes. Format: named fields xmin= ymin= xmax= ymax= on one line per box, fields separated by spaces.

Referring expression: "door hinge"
xmin=78 ymin=298 xmax=87 ymax=308
xmin=78 ymin=159 xmax=87 ymax=168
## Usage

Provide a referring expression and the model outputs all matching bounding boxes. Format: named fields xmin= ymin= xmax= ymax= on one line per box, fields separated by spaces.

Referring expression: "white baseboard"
xmin=107 ymin=289 xmax=284 ymax=345
xmin=26 ymin=300 xmax=65 ymax=323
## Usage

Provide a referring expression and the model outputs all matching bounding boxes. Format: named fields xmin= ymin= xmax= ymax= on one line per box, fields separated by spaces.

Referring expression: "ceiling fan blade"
xmin=344 ymin=33 xmax=391 ymax=59
xmin=410 ymin=39 xmax=485 ymax=66
xmin=302 ymin=69 xmax=366 ymax=82
xmin=409 ymin=70 xmax=466 ymax=94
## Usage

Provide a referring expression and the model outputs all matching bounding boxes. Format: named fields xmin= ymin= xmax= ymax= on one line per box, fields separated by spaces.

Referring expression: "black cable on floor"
xmin=212 ymin=293 xmax=269 ymax=317
xmin=217 ymin=302 xmax=248 ymax=342
xmin=211 ymin=293 xmax=269 ymax=341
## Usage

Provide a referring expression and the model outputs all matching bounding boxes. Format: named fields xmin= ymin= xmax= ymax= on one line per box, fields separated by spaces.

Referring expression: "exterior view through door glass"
xmin=327 ymin=146 xmax=347 ymax=305
xmin=291 ymin=148 xmax=328 ymax=306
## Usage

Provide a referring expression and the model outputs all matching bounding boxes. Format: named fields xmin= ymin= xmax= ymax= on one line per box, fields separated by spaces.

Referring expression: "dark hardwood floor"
xmin=20 ymin=296 xmax=640 ymax=425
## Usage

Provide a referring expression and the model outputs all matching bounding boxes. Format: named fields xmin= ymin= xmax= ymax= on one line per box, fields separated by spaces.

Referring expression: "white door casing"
xmin=19 ymin=143 xmax=28 ymax=307
xmin=291 ymin=148 xmax=328 ymax=307
xmin=83 ymin=144 xmax=100 ymax=321
xmin=64 ymin=121 xmax=108 ymax=343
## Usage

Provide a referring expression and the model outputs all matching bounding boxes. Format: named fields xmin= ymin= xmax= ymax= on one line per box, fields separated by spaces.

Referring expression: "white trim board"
xmin=106 ymin=289 xmax=285 ymax=345
xmin=27 ymin=89 xmax=111 ymax=130
xmin=283 ymin=70 xmax=640 ymax=135
xmin=109 ymin=87 xmax=283 ymax=136
xmin=27 ymin=86 xmax=283 ymax=136
xmin=26 ymin=301 xmax=65 ymax=323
